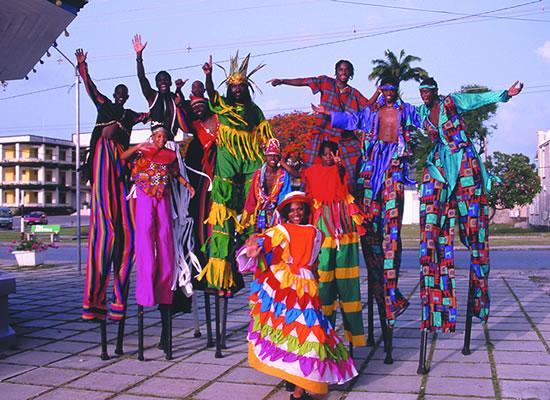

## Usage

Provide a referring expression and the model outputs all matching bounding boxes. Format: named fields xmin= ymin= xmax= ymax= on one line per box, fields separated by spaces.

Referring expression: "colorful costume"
xmin=131 ymin=147 xmax=178 ymax=306
xmin=198 ymin=53 xmax=274 ymax=294
xmin=302 ymin=75 xmax=368 ymax=188
xmin=79 ymin=62 xmax=147 ymax=321
xmin=242 ymin=139 xmax=292 ymax=233
xmin=239 ymin=222 xmax=357 ymax=394
xmin=416 ymin=90 xmax=510 ymax=333
xmin=302 ymin=165 xmax=366 ymax=346
xmin=330 ymin=96 xmax=419 ymax=327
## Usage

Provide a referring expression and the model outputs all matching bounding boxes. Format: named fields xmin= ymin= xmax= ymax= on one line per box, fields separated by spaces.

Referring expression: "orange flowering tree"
xmin=269 ymin=111 xmax=316 ymax=159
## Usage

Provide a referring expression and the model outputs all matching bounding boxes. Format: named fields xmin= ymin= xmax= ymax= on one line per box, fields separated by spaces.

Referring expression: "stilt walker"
xmin=77 ymin=49 xmax=148 ymax=360
xmin=197 ymin=53 xmax=274 ymax=357
xmin=122 ymin=125 xmax=195 ymax=361
xmin=317 ymin=77 xmax=421 ymax=363
xmin=415 ymin=78 xmax=523 ymax=373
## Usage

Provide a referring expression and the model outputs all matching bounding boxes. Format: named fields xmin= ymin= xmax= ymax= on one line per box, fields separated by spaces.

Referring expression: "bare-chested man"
xmin=313 ymin=76 xmax=420 ymax=334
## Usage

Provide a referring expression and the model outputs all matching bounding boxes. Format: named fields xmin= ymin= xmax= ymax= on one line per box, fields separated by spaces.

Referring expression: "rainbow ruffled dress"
xmin=241 ymin=223 xmax=358 ymax=394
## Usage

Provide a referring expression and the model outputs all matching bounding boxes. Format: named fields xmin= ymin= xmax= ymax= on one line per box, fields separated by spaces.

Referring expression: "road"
xmin=1 ymin=245 xmax=548 ymax=270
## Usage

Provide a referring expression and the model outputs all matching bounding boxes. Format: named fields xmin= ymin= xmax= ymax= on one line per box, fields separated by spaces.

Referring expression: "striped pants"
xmin=82 ymin=137 xmax=135 ymax=321
xmin=317 ymin=213 xmax=365 ymax=346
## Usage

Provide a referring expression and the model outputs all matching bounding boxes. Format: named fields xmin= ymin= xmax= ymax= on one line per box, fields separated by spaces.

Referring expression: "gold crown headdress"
xmin=217 ymin=51 xmax=266 ymax=94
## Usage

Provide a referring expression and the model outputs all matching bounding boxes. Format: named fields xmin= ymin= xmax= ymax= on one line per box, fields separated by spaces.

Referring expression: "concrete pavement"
xmin=1 ymin=263 xmax=550 ymax=399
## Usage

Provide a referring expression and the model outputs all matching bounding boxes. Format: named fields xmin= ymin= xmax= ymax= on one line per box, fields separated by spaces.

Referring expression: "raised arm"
xmin=365 ymin=87 xmax=381 ymax=107
xmin=267 ymin=78 xmax=309 ymax=87
xmin=451 ymin=81 xmax=523 ymax=114
xmin=75 ymin=49 xmax=108 ymax=107
xmin=202 ymin=55 xmax=215 ymax=100
xmin=121 ymin=142 xmax=148 ymax=162
xmin=311 ymin=103 xmax=370 ymax=131
xmin=280 ymin=158 xmax=301 ymax=179
xmin=132 ymin=34 xmax=156 ymax=104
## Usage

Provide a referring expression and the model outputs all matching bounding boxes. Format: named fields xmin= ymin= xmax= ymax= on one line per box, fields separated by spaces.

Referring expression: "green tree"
xmin=485 ymin=152 xmax=541 ymax=221
xmin=369 ymin=49 xmax=428 ymax=85
xmin=460 ymin=84 xmax=498 ymax=154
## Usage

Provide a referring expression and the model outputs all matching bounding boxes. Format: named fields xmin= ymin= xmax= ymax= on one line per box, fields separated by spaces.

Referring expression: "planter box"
xmin=11 ymin=251 xmax=45 ymax=267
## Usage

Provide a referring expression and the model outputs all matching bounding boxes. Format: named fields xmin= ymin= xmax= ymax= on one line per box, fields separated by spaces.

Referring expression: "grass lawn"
xmin=0 ymin=224 xmax=547 ymax=248
xmin=0 ymin=226 xmax=89 ymax=243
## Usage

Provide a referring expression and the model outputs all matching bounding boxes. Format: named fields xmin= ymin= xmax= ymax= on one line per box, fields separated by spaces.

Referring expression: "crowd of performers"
xmin=78 ymin=37 xmax=523 ymax=400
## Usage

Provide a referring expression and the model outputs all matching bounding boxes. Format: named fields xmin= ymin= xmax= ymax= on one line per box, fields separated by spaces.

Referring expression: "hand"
xmin=75 ymin=48 xmax=87 ymax=64
xmin=132 ymin=34 xmax=147 ymax=55
xmin=175 ymin=78 xmax=188 ymax=90
xmin=508 ymin=81 xmax=524 ymax=97
xmin=311 ymin=103 xmax=328 ymax=115
xmin=202 ymin=55 xmax=213 ymax=75
xmin=245 ymin=236 xmax=261 ymax=258
xmin=267 ymin=78 xmax=282 ymax=87
xmin=331 ymin=150 xmax=342 ymax=166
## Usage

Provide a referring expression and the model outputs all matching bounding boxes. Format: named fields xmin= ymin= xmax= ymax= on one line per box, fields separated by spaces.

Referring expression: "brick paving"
xmin=1 ymin=260 xmax=550 ymax=399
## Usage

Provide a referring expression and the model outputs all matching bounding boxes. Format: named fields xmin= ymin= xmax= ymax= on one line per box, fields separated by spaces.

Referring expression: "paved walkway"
xmin=1 ymin=262 xmax=550 ymax=400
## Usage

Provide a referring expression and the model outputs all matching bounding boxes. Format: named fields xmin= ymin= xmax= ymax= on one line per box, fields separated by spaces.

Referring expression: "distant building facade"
xmin=529 ymin=130 xmax=550 ymax=228
xmin=0 ymin=135 xmax=83 ymax=212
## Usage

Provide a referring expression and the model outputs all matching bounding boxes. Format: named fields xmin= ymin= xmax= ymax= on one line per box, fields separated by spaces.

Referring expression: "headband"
xmin=419 ymin=84 xmax=438 ymax=90
xmin=380 ymin=84 xmax=397 ymax=90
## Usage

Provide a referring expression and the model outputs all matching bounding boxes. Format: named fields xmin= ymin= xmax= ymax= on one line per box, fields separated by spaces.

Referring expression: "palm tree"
xmin=369 ymin=49 xmax=429 ymax=85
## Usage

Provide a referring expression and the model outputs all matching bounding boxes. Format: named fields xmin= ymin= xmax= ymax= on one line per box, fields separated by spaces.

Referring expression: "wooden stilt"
xmin=204 ymin=292 xmax=214 ymax=348
xmin=138 ymin=305 xmax=144 ymax=361
xmin=100 ymin=319 xmax=109 ymax=360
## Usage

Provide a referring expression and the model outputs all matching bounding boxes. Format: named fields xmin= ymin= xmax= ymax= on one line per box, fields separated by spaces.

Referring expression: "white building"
xmin=0 ymin=135 xmax=81 ymax=212
xmin=529 ymin=130 xmax=550 ymax=228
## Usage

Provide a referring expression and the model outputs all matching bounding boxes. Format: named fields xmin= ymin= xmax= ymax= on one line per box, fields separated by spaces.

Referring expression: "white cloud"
xmin=536 ymin=41 xmax=550 ymax=62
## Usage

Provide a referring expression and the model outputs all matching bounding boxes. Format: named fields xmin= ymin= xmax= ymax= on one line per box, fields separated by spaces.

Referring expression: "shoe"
xmin=285 ymin=381 xmax=295 ymax=392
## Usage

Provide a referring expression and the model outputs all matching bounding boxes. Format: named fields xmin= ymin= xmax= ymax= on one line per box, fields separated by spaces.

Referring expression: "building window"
xmin=59 ymin=149 xmax=66 ymax=161
xmin=3 ymin=145 xmax=15 ymax=160
xmin=3 ymin=190 xmax=15 ymax=205
xmin=2 ymin=167 xmax=15 ymax=182
xmin=45 ymin=169 xmax=55 ymax=183
xmin=59 ymin=192 xmax=67 ymax=204
xmin=60 ymin=171 xmax=67 ymax=186
xmin=45 ymin=191 xmax=54 ymax=205
xmin=24 ymin=191 xmax=39 ymax=205
xmin=45 ymin=147 xmax=54 ymax=160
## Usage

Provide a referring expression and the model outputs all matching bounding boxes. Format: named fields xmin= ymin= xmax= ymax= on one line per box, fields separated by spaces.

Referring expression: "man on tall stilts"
xmin=415 ymin=78 xmax=523 ymax=373
xmin=77 ymin=49 xmax=148 ymax=360
xmin=197 ymin=53 xmax=274 ymax=356
xmin=269 ymin=61 xmax=376 ymax=190
xmin=314 ymin=76 xmax=421 ymax=363
xmin=132 ymin=35 xmax=199 ymax=357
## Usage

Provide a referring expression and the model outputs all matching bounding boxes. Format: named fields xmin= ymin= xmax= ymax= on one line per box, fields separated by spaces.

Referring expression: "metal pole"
xmin=75 ymin=66 xmax=82 ymax=275
xmin=53 ymin=45 xmax=82 ymax=275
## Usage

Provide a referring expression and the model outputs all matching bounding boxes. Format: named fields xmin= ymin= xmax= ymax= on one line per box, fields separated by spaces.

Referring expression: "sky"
xmin=1 ymin=0 xmax=549 ymax=160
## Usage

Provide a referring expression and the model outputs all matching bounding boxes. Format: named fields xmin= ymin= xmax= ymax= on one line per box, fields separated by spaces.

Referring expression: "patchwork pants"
xmin=361 ymin=157 xmax=409 ymax=328
xmin=419 ymin=146 xmax=490 ymax=333
xmin=82 ymin=137 xmax=135 ymax=321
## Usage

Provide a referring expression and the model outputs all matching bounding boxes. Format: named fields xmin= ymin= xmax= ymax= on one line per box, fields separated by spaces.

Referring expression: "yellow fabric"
xmin=240 ymin=209 xmax=256 ymax=231
xmin=248 ymin=343 xmax=328 ymax=394
xmin=322 ymin=232 xmax=359 ymax=248
xmin=335 ymin=266 xmax=361 ymax=280
xmin=340 ymin=300 xmax=363 ymax=313
xmin=318 ymin=270 xmax=335 ymax=283
xmin=196 ymin=258 xmax=234 ymax=289
xmin=322 ymin=302 xmax=337 ymax=316
xmin=216 ymin=120 xmax=274 ymax=161
xmin=344 ymin=332 xmax=366 ymax=347
xmin=204 ymin=202 xmax=243 ymax=230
